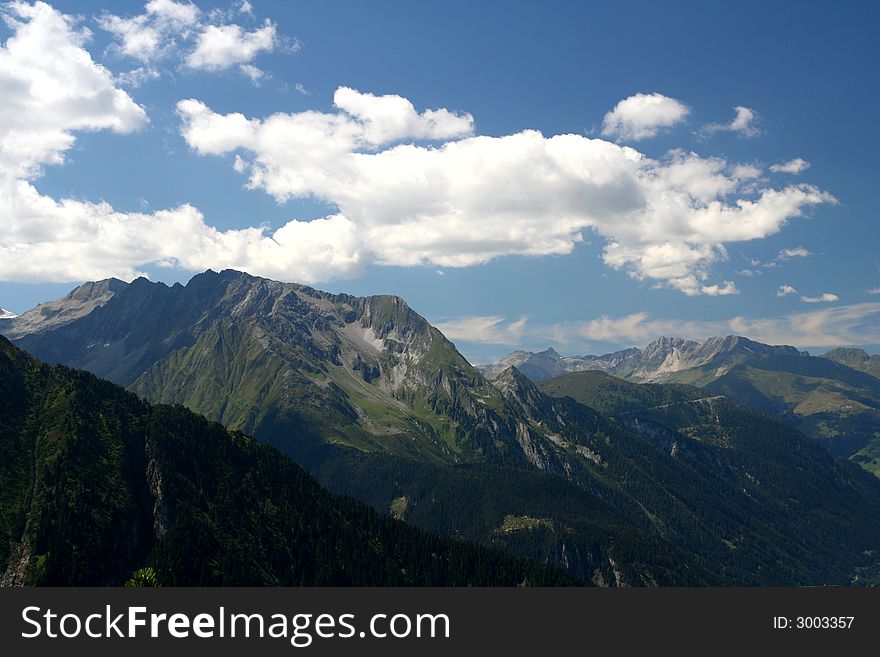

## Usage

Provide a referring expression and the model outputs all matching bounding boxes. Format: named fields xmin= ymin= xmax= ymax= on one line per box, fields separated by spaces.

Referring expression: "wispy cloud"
xmin=437 ymin=303 xmax=880 ymax=353
xmin=747 ymin=246 xmax=814 ymax=270
xmin=801 ymin=293 xmax=839 ymax=303
xmin=777 ymin=247 xmax=812 ymax=260
xmin=433 ymin=316 xmax=528 ymax=345
xmin=701 ymin=106 xmax=761 ymax=138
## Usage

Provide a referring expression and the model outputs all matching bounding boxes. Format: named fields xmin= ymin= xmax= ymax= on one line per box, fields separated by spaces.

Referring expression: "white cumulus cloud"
xmin=0 ymin=0 xmax=147 ymax=179
xmin=0 ymin=7 xmax=838 ymax=294
xmin=776 ymin=284 xmax=797 ymax=297
xmin=97 ymin=0 xmax=291 ymax=83
xmin=601 ymin=92 xmax=689 ymax=141
xmin=97 ymin=0 xmax=199 ymax=64
xmin=185 ymin=19 xmax=278 ymax=70
xmin=175 ymin=90 xmax=833 ymax=295
xmin=0 ymin=2 xmax=362 ymax=284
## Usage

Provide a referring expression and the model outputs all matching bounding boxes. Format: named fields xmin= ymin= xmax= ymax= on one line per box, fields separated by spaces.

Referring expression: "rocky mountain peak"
xmin=492 ymin=365 xmax=544 ymax=411
xmin=642 ymin=336 xmax=694 ymax=358
xmin=0 ymin=277 xmax=129 ymax=339
xmin=481 ymin=334 xmax=812 ymax=386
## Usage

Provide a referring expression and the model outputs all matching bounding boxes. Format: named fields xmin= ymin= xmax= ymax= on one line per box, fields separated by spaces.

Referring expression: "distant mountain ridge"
xmin=483 ymin=338 xmax=880 ymax=475
xmin=478 ymin=335 xmax=806 ymax=384
xmin=824 ymin=347 xmax=880 ymax=379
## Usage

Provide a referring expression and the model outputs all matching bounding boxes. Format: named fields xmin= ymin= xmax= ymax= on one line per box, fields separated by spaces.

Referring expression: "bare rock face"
xmin=0 ymin=278 xmax=128 ymax=339
xmin=479 ymin=348 xmax=567 ymax=381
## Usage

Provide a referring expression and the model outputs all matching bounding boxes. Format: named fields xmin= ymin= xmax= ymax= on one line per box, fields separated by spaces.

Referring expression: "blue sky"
xmin=0 ymin=0 xmax=877 ymax=363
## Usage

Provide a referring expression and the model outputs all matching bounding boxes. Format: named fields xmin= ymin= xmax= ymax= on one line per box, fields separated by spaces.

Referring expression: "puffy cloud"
xmin=173 ymin=88 xmax=833 ymax=295
xmin=770 ymin=158 xmax=810 ymax=174
xmin=0 ymin=0 xmax=147 ymax=178
xmin=1 ymin=183 xmax=368 ymax=283
xmin=185 ymin=19 xmax=278 ymax=70
xmin=175 ymin=98 xmax=256 ymax=153
xmin=702 ymin=105 xmax=760 ymax=138
xmin=601 ymin=92 xmax=689 ymax=141
xmin=731 ymin=164 xmax=762 ymax=179
xmin=97 ymin=0 xmax=199 ymax=64
xmin=97 ymin=0 xmax=290 ymax=83
xmin=801 ymin=293 xmax=839 ymax=303
xmin=0 ymin=3 xmax=360 ymax=284
xmin=147 ymin=0 xmax=199 ymax=25
xmin=443 ymin=303 xmax=880 ymax=353
xmin=776 ymin=284 xmax=797 ymax=297
xmin=0 ymin=9 xmax=836 ymax=293
xmin=333 ymin=86 xmax=475 ymax=145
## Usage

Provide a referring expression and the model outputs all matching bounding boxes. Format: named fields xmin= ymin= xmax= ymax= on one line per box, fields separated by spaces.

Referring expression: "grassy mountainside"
xmin=537 ymin=370 xmax=712 ymax=415
xmin=705 ymin=356 xmax=880 ymax=475
xmin=13 ymin=271 xmax=534 ymax=469
xmin=534 ymin=369 xmax=880 ymax=584
xmin=822 ymin=347 xmax=880 ymax=379
xmin=314 ymin=452 xmax=717 ymax=586
xmin=489 ymin=339 xmax=880 ymax=477
xmin=0 ymin=336 xmax=575 ymax=586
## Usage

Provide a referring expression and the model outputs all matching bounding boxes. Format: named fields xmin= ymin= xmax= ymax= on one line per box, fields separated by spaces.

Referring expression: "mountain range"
xmin=4 ymin=270 xmax=880 ymax=585
xmin=480 ymin=338 xmax=880 ymax=475
xmin=0 ymin=334 xmax=574 ymax=586
xmin=477 ymin=336 xmax=807 ymax=384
